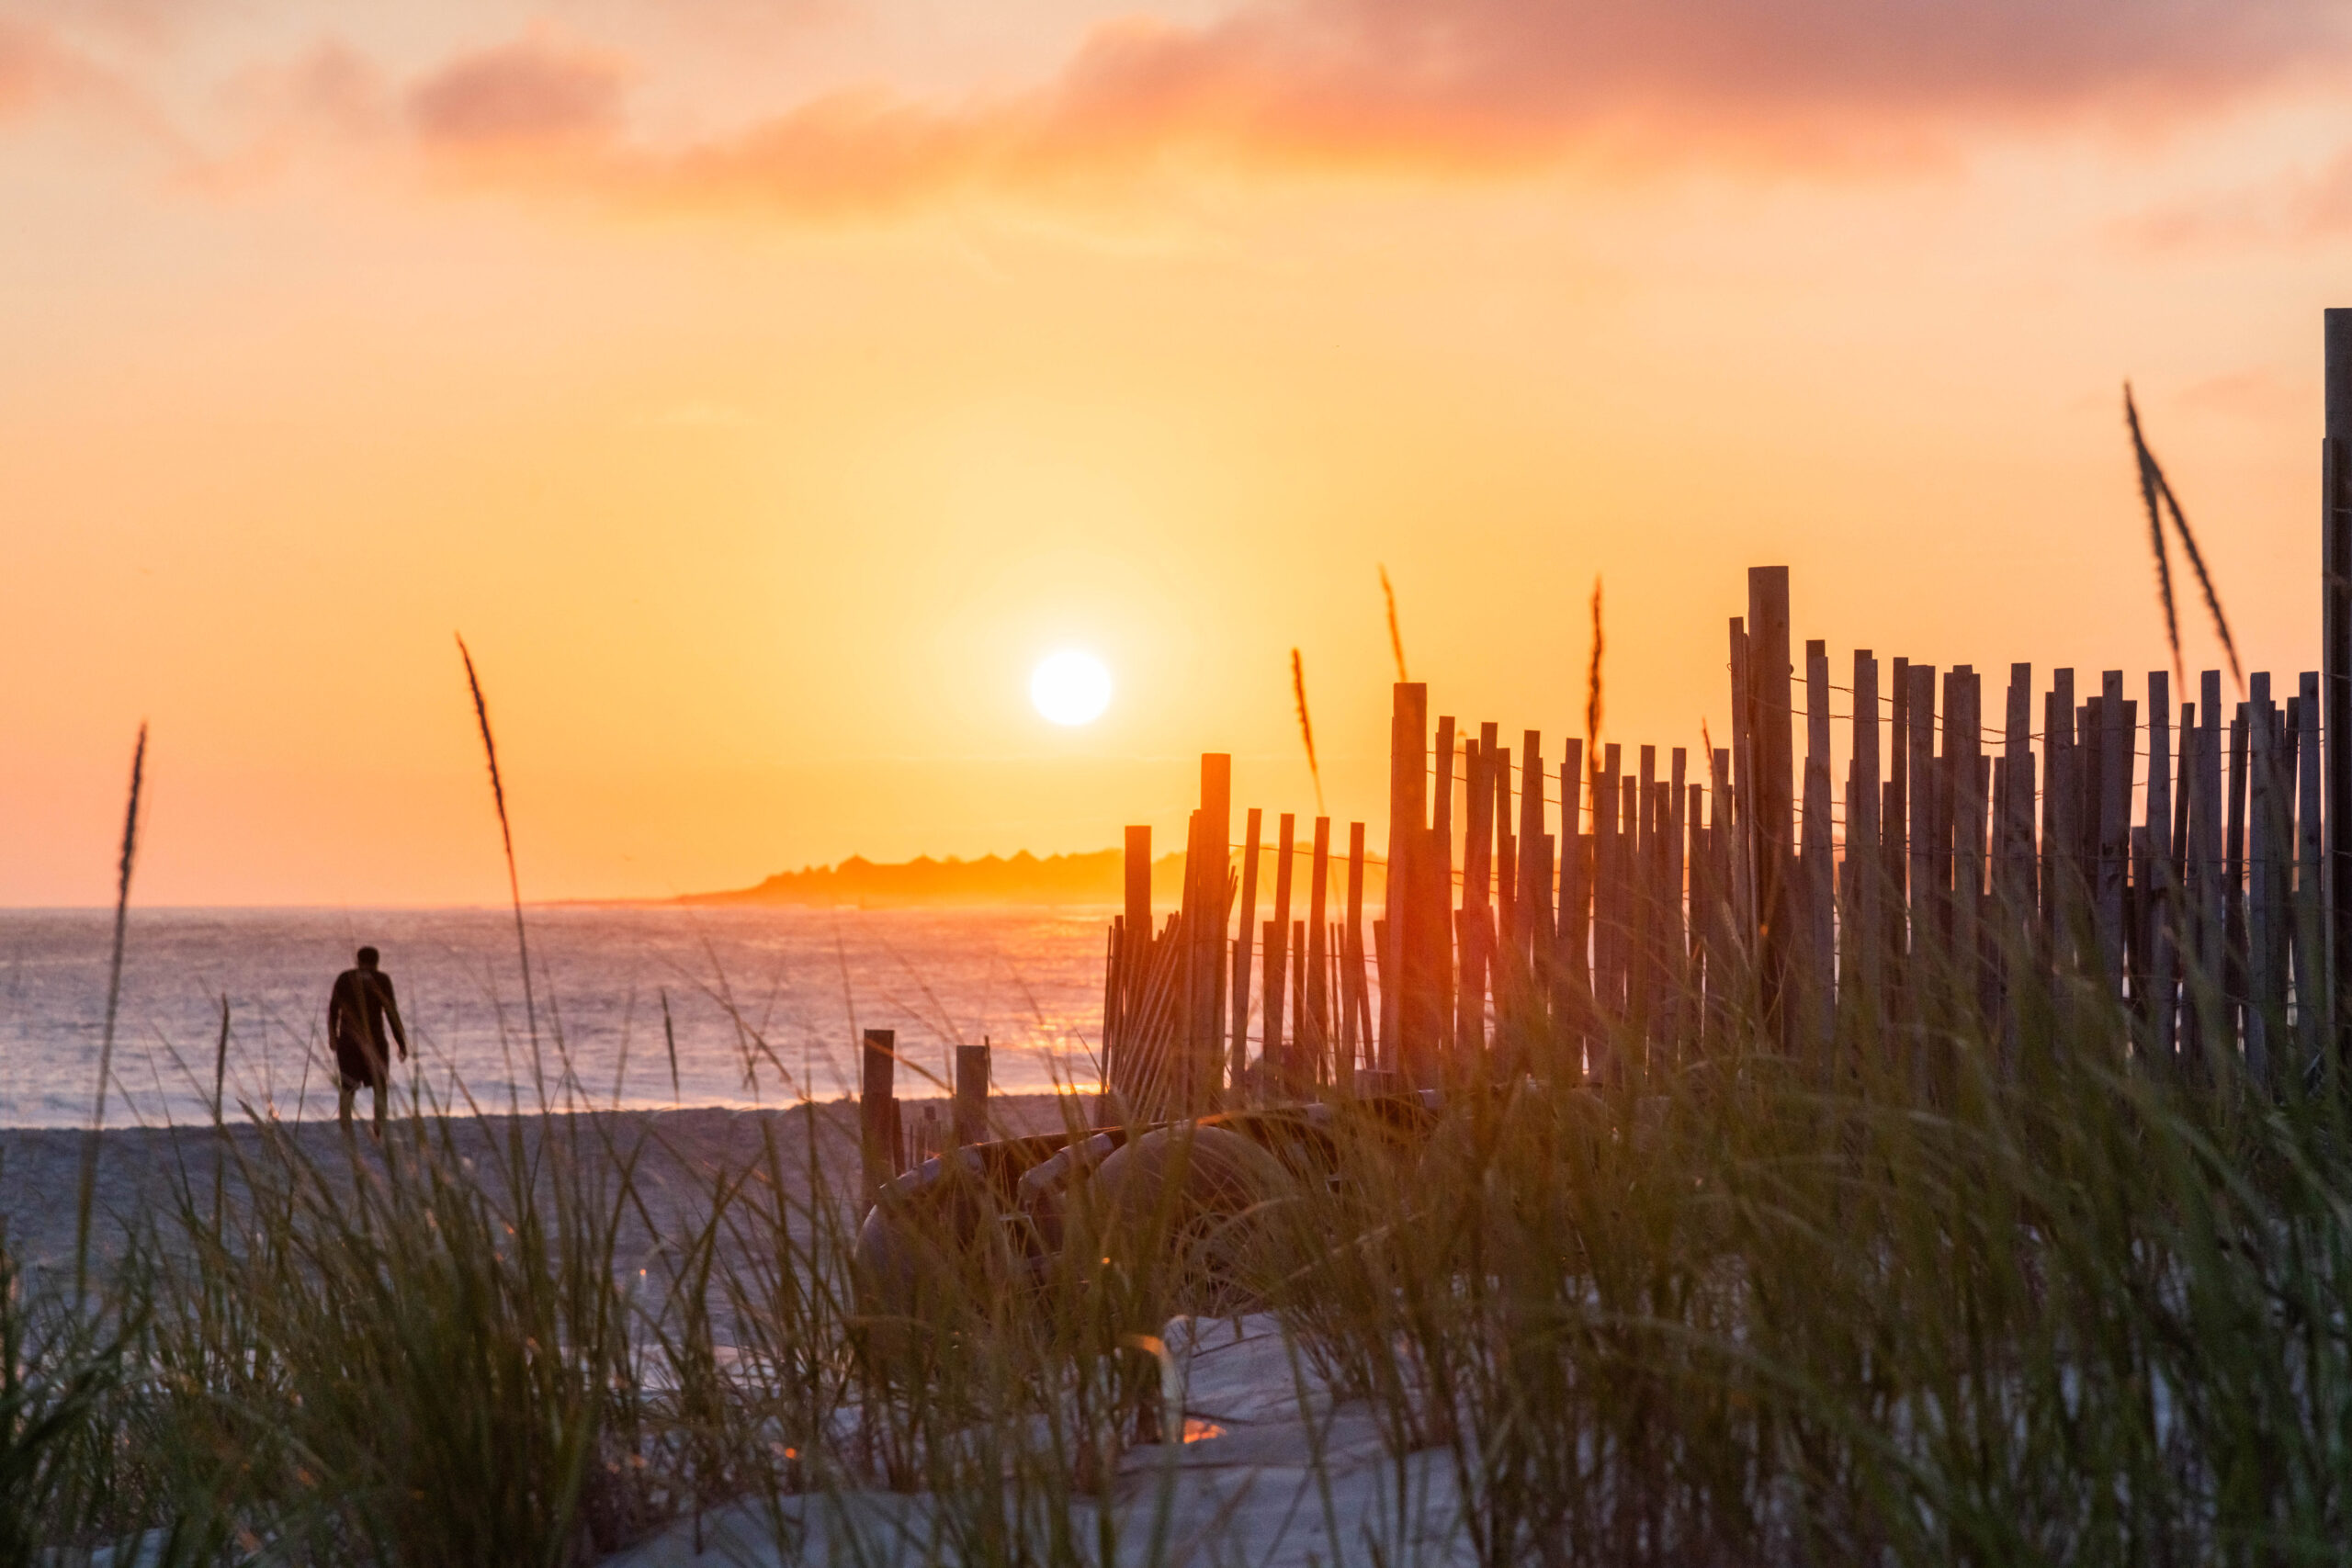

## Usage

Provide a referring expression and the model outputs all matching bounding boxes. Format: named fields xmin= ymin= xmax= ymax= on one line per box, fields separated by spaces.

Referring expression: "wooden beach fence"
xmin=1089 ymin=312 xmax=2352 ymax=1111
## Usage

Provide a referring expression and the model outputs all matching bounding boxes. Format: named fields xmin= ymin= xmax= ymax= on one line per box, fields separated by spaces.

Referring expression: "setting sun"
xmin=1030 ymin=650 xmax=1113 ymax=727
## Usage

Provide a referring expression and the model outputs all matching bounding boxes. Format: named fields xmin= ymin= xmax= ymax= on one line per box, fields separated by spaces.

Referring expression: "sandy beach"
xmin=8 ymin=1095 xmax=1475 ymax=1567
xmin=0 ymin=1094 xmax=1088 ymax=1292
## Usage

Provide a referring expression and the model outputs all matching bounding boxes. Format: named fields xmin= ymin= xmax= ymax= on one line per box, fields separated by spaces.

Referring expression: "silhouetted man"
xmin=329 ymin=945 xmax=407 ymax=1136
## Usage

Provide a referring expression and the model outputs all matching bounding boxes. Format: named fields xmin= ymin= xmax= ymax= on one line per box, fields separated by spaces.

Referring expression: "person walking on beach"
xmin=329 ymin=945 xmax=407 ymax=1136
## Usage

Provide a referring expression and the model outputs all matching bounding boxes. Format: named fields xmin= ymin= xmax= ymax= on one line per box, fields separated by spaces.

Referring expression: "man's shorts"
xmin=334 ymin=1032 xmax=386 ymax=1091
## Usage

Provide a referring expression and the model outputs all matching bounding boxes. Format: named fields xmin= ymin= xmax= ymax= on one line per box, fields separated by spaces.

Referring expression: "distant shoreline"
xmin=676 ymin=843 xmax=1388 ymax=909
xmin=678 ymin=848 xmax=1162 ymax=908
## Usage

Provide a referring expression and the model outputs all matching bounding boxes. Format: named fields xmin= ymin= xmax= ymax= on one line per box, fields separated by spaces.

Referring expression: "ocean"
xmin=0 ymin=905 xmax=1112 ymax=1130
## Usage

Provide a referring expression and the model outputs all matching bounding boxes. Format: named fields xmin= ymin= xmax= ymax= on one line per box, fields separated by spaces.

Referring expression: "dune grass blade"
xmin=661 ymin=986 xmax=681 ymax=1105
xmin=2126 ymin=383 xmax=2243 ymax=688
xmin=2125 ymin=384 xmax=2186 ymax=683
xmin=74 ymin=722 xmax=145 ymax=1306
xmin=1586 ymin=575 xmax=1605 ymax=759
xmin=1380 ymin=564 xmax=1409 ymax=682
xmin=457 ymin=635 xmax=543 ymax=1084
xmin=1291 ymin=647 xmax=1326 ymax=817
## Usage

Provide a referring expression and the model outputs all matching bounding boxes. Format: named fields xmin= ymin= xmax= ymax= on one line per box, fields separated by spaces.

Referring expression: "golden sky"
xmin=4 ymin=0 xmax=2349 ymax=906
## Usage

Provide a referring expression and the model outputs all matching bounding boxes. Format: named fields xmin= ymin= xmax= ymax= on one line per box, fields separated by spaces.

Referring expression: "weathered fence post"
xmin=1120 ymin=826 xmax=1152 ymax=1099
xmin=1382 ymin=683 xmax=1430 ymax=1076
xmin=954 ymin=1041 xmax=989 ymax=1147
xmin=1344 ymin=821 xmax=1370 ymax=1087
xmin=1231 ymin=807 xmax=1261 ymax=1097
xmin=2098 ymin=671 xmax=2131 ymax=998
xmin=1194 ymin=755 xmax=1231 ymax=1110
xmin=2146 ymin=672 xmax=2177 ymax=1071
xmin=2297 ymin=673 xmax=2326 ymax=1077
xmin=2227 ymin=704 xmax=2251 ymax=1070
xmin=1430 ymin=718 xmax=1459 ymax=1071
xmin=1848 ymin=652 xmax=1883 ymax=1035
xmin=1556 ymin=740 xmax=1587 ymax=1074
xmin=1267 ymin=812 xmax=1295 ymax=1097
xmin=1802 ymin=638 xmax=1834 ymax=1054
xmin=2324 ymin=309 xmax=2352 ymax=1083
xmin=2251 ymin=680 xmax=2284 ymax=1088
xmin=1905 ymin=663 xmax=1937 ymax=1035
xmin=1459 ymin=737 xmax=1492 ymax=1056
xmin=1748 ymin=569 xmax=1795 ymax=1050
xmin=861 ymin=1028 xmax=898 ymax=1201
xmin=2198 ymin=677 xmax=2227 ymax=1069
xmin=1306 ymin=814 xmax=1333 ymax=1087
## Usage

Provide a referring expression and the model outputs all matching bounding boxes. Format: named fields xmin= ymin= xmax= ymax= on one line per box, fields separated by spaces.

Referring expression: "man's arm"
xmin=376 ymin=974 xmax=409 ymax=1059
xmin=327 ymin=974 xmax=352 ymax=1041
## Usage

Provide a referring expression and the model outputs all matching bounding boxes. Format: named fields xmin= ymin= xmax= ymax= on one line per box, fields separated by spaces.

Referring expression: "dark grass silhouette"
xmin=2127 ymin=383 xmax=2242 ymax=689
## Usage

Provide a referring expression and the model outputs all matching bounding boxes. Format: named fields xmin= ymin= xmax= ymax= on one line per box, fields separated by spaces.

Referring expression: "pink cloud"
xmin=406 ymin=33 xmax=628 ymax=150
xmin=388 ymin=0 xmax=2352 ymax=218
xmin=17 ymin=1 xmax=2339 ymax=216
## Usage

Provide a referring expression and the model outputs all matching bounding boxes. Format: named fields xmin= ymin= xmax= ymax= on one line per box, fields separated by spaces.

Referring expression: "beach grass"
xmin=10 ymin=940 xmax=2352 ymax=1563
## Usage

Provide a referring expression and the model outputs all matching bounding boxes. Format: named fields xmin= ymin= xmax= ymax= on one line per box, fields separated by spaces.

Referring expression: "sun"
xmin=1031 ymin=649 xmax=1113 ymax=726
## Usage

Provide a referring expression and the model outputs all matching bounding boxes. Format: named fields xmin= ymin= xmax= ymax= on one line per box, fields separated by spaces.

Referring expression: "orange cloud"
xmin=0 ymin=15 xmax=107 ymax=120
xmin=392 ymin=0 xmax=2352 ymax=217
xmin=2118 ymin=144 xmax=2352 ymax=252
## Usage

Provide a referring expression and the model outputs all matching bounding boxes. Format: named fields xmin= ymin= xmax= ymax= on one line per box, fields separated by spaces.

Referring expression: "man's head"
xmin=356 ymin=945 xmax=380 ymax=969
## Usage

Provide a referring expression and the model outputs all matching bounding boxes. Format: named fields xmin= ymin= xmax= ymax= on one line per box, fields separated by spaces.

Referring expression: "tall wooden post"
xmin=1518 ymin=729 xmax=1550 ymax=1042
xmin=1230 ymin=807 xmax=1261 ymax=1095
xmin=1125 ymin=827 xmax=1152 ymax=951
xmin=1593 ymin=741 xmax=1622 ymax=1034
xmin=2098 ymin=672 xmax=2131 ymax=995
xmin=2044 ymin=671 xmax=2075 ymax=964
xmin=1381 ymin=684 xmax=1429 ymax=1072
xmin=2146 ymin=672 xmax=2177 ymax=1071
xmin=1267 ymin=813 xmax=1295 ymax=1096
xmin=1194 ymin=755 xmax=1231 ymax=1109
xmin=2196 ymin=675 xmax=2226 ymax=1069
xmin=954 ymin=1042 xmax=989 ymax=1147
xmin=1634 ymin=743 xmax=1657 ymax=1042
xmin=1905 ymin=664 xmax=1937 ymax=988
xmin=1849 ymin=652 xmax=1883 ymax=1023
xmin=1558 ymin=739 xmax=1589 ymax=1073
xmin=1951 ymin=668 xmax=1984 ymax=1030
xmin=2248 ymin=678 xmax=2276 ymax=1086
xmin=861 ymin=1028 xmax=898 ymax=1201
xmin=1343 ymin=821 xmax=1370 ymax=1087
xmin=1306 ymin=816 xmax=1333 ymax=1086
xmin=2298 ymin=673 xmax=2326 ymax=1075
xmin=1430 ymin=717 xmax=1458 ymax=1066
xmin=1460 ymin=738 xmax=1494 ymax=1055
xmin=2324 ymin=309 xmax=2352 ymax=1081
xmin=1747 ymin=568 xmax=1795 ymax=1049
xmin=1664 ymin=747 xmax=1688 ymax=1053
xmin=2000 ymin=665 xmax=2034 ymax=950
xmin=1802 ymin=638 xmax=1834 ymax=1050
xmin=2228 ymin=704 xmax=2252 ymax=1063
